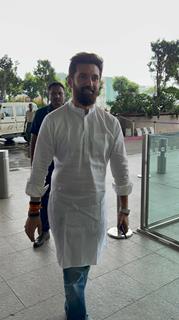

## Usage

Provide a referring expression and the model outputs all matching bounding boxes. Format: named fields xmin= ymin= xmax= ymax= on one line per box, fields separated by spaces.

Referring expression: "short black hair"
xmin=48 ymin=81 xmax=65 ymax=91
xmin=69 ymin=52 xmax=103 ymax=78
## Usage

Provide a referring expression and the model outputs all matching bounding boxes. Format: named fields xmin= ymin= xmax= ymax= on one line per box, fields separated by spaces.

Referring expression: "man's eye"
xmin=79 ymin=74 xmax=87 ymax=80
xmin=92 ymin=75 xmax=99 ymax=81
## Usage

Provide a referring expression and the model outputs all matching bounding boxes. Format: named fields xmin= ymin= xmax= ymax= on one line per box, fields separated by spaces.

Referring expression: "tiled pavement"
xmin=0 ymin=152 xmax=179 ymax=320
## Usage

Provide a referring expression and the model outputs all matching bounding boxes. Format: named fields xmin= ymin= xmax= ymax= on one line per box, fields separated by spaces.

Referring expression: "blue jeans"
xmin=63 ymin=266 xmax=90 ymax=320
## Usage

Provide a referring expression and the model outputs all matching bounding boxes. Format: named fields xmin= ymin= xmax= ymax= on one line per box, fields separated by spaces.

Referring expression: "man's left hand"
xmin=24 ymin=217 xmax=42 ymax=242
xmin=117 ymin=212 xmax=129 ymax=234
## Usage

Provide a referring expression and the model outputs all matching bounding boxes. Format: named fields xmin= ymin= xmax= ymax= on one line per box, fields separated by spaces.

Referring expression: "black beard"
xmin=75 ymin=86 xmax=98 ymax=106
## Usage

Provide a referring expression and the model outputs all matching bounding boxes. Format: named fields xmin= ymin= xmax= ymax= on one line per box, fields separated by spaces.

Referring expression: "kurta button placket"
xmin=83 ymin=115 xmax=89 ymax=159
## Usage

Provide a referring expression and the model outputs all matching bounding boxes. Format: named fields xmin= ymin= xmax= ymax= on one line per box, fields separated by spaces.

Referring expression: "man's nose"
xmin=85 ymin=77 xmax=93 ymax=87
xmin=54 ymin=93 xmax=60 ymax=98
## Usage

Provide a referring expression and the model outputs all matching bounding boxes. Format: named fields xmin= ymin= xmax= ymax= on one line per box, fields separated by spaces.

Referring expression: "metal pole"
xmin=0 ymin=150 xmax=10 ymax=199
xmin=157 ymin=138 xmax=167 ymax=174
xmin=153 ymin=121 xmax=156 ymax=133
xmin=132 ymin=120 xmax=135 ymax=136
xmin=140 ymin=134 xmax=150 ymax=229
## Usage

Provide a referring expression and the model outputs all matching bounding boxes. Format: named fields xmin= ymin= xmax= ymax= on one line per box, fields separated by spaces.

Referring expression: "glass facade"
xmin=140 ymin=132 xmax=179 ymax=247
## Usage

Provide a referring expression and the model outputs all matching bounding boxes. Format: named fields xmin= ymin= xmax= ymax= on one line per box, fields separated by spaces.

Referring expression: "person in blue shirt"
xmin=30 ymin=81 xmax=65 ymax=248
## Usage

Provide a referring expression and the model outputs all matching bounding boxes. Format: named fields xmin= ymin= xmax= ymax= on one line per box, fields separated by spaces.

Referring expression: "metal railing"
xmin=117 ymin=115 xmax=179 ymax=137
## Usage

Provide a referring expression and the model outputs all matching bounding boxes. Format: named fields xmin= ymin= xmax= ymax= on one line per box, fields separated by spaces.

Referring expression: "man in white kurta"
xmin=25 ymin=52 xmax=132 ymax=320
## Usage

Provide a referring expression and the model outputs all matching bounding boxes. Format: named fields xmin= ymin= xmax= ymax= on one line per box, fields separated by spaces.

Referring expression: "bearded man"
xmin=25 ymin=52 xmax=132 ymax=320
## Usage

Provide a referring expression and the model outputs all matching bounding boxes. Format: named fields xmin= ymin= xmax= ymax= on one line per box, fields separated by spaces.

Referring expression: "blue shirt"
xmin=31 ymin=104 xmax=54 ymax=135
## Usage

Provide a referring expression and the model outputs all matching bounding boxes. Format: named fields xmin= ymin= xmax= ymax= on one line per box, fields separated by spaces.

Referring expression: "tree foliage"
xmin=164 ymin=86 xmax=179 ymax=100
xmin=109 ymin=77 xmax=139 ymax=114
xmin=108 ymin=76 xmax=154 ymax=115
xmin=33 ymin=59 xmax=56 ymax=102
xmin=23 ymin=72 xmax=38 ymax=100
xmin=55 ymin=73 xmax=71 ymax=101
xmin=148 ymin=39 xmax=179 ymax=103
xmin=0 ymin=55 xmax=22 ymax=100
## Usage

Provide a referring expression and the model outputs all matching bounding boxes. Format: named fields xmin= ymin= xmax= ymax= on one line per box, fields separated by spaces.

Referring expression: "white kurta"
xmin=26 ymin=101 xmax=132 ymax=268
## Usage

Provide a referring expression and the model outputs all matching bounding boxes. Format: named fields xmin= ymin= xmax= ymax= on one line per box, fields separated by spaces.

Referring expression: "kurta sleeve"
xmin=110 ymin=119 xmax=133 ymax=196
xmin=26 ymin=114 xmax=54 ymax=197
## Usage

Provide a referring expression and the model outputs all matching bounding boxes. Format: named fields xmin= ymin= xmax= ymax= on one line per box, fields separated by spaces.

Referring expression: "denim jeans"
xmin=63 ymin=266 xmax=90 ymax=320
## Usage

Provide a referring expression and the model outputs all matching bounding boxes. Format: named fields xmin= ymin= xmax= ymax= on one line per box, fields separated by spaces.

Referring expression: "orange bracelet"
xmin=29 ymin=203 xmax=41 ymax=212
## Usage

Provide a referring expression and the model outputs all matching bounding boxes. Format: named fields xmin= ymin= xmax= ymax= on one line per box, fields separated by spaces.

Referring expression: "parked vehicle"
xmin=0 ymin=102 xmax=37 ymax=141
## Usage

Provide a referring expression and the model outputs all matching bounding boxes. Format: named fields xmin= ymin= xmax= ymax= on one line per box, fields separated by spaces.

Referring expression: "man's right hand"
xmin=24 ymin=217 xmax=42 ymax=242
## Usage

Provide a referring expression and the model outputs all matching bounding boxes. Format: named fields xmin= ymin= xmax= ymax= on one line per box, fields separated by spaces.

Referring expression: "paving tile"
xmin=0 ymin=236 xmax=16 ymax=257
xmin=0 ymin=213 xmax=12 ymax=223
xmin=108 ymin=233 xmax=154 ymax=259
xmin=46 ymin=236 xmax=56 ymax=252
xmin=157 ymin=246 xmax=179 ymax=265
xmin=130 ymin=232 xmax=164 ymax=251
xmin=0 ymin=246 xmax=57 ymax=280
xmin=89 ymin=238 xmax=152 ymax=279
xmin=155 ymin=278 xmax=179 ymax=309
xmin=106 ymin=292 xmax=179 ymax=320
xmin=0 ymin=280 xmax=24 ymax=320
xmin=0 ymin=218 xmax=27 ymax=236
xmin=120 ymin=253 xmax=179 ymax=290
xmin=3 ymin=293 xmax=65 ymax=320
xmin=7 ymin=262 xmax=64 ymax=307
xmin=0 ymin=199 xmax=27 ymax=219
xmin=4 ymin=230 xmax=41 ymax=251
xmin=87 ymin=268 xmax=150 ymax=320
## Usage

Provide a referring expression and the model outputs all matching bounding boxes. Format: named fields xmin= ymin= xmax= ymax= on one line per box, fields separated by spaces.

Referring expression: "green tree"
xmin=0 ymin=55 xmax=22 ymax=100
xmin=109 ymin=76 xmax=139 ymax=114
xmin=164 ymin=86 xmax=179 ymax=100
xmin=148 ymin=39 xmax=179 ymax=109
xmin=7 ymin=76 xmax=22 ymax=99
xmin=109 ymin=76 xmax=158 ymax=117
xmin=135 ymin=93 xmax=153 ymax=116
xmin=33 ymin=59 xmax=56 ymax=103
xmin=55 ymin=74 xmax=71 ymax=101
xmin=153 ymin=91 xmax=176 ymax=113
xmin=23 ymin=72 xmax=38 ymax=100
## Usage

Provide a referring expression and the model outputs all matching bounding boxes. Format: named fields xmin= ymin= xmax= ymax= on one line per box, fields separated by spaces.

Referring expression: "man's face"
xmin=69 ymin=64 xmax=100 ymax=106
xmin=49 ymin=85 xmax=65 ymax=108
xmin=29 ymin=104 xmax=33 ymax=111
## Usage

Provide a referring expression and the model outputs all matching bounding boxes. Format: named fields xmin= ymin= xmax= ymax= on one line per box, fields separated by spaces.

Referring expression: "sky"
xmin=0 ymin=0 xmax=179 ymax=86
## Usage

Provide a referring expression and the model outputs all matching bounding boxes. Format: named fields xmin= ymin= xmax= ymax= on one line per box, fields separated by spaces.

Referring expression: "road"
xmin=0 ymin=137 xmax=30 ymax=169
xmin=0 ymin=137 xmax=142 ymax=169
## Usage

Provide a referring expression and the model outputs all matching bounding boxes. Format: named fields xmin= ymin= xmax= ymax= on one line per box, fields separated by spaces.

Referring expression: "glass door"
xmin=140 ymin=133 xmax=179 ymax=247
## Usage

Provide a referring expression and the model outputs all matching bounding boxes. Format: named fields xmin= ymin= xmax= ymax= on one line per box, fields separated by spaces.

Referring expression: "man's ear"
xmin=67 ymin=75 xmax=73 ymax=89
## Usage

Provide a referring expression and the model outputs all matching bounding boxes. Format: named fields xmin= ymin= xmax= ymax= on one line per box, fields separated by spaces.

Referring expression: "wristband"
xmin=28 ymin=212 xmax=40 ymax=218
xmin=120 ymin=208 xmax=130 ymax=216
xmin=29 ymin=201 xmax=41 ymax=205
xmin=29 ymin=202 xmax=41 ymax=212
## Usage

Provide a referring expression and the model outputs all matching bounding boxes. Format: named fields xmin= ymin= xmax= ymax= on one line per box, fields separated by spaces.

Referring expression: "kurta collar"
xmin=68 ymin=100 xmax=96 ymax=117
